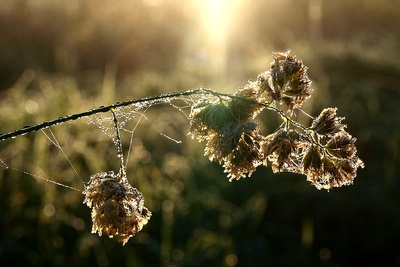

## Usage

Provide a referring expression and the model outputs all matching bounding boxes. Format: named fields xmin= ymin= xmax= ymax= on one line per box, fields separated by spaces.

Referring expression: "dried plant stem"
xmin=0 ymin=89 xmax=203 ymax=141
xmin=0 ymin=88 xmax=301 ymax=142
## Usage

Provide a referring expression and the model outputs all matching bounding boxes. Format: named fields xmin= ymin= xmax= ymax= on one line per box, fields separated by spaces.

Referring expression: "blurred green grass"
xmin=0 ymin=0 xmax=400 ymax=266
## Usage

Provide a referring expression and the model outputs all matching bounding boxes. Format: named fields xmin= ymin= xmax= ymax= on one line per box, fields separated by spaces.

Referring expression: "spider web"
xmin=86 ymin=94 xmax=197 ymax=141
xmin=0 ymin=92 xmax=215 ymax=192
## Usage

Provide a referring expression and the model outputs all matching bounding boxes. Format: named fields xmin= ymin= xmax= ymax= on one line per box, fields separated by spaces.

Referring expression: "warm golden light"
xmin=201 ymin=0 xmax=229 ymax=46
xmin=193 ymin=0 xmax=242 ymax=76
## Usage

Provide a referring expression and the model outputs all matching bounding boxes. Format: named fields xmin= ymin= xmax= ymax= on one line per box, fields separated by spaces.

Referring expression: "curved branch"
xmin=0 ymin=87 xmax=311 ymax=142
xmin=0 ymin=89 xmax=209 ymax=142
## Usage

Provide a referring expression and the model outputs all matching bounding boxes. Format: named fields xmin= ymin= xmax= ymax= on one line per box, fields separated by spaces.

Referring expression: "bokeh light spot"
xmin=319 ymin=247 xmax=331 ymax=260
xmin=43 ymin=204 xmax=56 ymax=217
xmin=172 ymin=248 xmax=184 ymax=261
xmin=22 ymin=69 xmax=35 ymax=82
xmin=225 ymin=254 xmax=238 ymax=266
xmin=73 ymin=218 xmax=85 ymax=231
xmin=25 ymin=100 xmax=39 ymax=114
xmin=162 ymin=199 xmax=174 ymax=212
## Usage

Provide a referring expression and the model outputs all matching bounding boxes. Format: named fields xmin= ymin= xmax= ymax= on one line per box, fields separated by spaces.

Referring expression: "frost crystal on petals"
xmin=306 ymin=155 xmax=364 ymax=190
xmin=83 ymin=171 xmax=151 ymax=245
xmin=264 ymin=129 xmax=309 ymax=174
xmin=231 ymin=82 xmax=266 ymax=123
xmin=199 ymin=122 xmax=266 ymax=180
xmin=311 ymin=108 xmax=346 ymax=136
xmin=304 ymin=131 xmax=364 ymax=190
xmin=223 ymin=126 xmax=266 ymax=180
xmin=257 ymin=51 xmax=312 ymax=114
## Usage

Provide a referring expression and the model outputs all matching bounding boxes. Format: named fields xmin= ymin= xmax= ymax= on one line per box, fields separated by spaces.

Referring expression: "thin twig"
xmin=0 ymin=88 xmax=308 ymax=142
xmin=0 ymin=89 xmax=208 ymax=142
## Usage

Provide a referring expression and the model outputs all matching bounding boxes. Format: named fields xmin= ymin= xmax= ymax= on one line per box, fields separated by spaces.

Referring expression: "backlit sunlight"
xmin=192 ymin=0 xmax=242 ymax=76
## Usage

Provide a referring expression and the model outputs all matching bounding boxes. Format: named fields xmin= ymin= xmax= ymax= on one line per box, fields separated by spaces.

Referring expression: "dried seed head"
xmin=257 ymin=51 xmax=312 ymax=114
xmin=188 ymin=51 xmax=363 ymax=190
xmin=83 ymin=171 xmax=151 ymax=245
xmin=205 ymin=123 xmax=249 ymax=162
xmin=223 ymin=126 xmax=266 ymax=180
xmin=257 ymin=71 xmax=275 ymax=98
xmin=306 ymin=155 xmax=364 ymax=190
xmin=205 ymin=131 xmax=233 ymax=163
xmin=311 ymin=108 xmax=346 ymax=136
xmin=230 ymin=82 xmax=265 ymax=123
xmin=305 ymin=150 xmax=364 ymax=190
xmin=264 ymin=129 xmax=309 ymax=174
xmin=203 ymin=122 xmax=265 ymax=180
xmin=326 ymin=131 xmax=357 ymax=159
xmin=189 ymin=101 xmax=235 ymax=140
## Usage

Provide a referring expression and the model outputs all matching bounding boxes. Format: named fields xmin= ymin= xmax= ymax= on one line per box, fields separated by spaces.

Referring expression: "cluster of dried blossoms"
xmin=190 ymin=51 xmax=364 ymax=190
xmin=80 ymin=51 xmax=363 ymax=245
xmin=83 ymin=171 xmax=151 ymax=245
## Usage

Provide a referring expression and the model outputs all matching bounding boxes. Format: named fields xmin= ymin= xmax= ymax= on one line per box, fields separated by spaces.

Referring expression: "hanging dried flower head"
xmin=223 ymin=126 xmax=266 ymax=180
xmin=306 ymin=155 xmax=364 ymax=190
xmin=83 ymin=171 xmax=152 ymax=245
xmin=302 ymin=144 xmax=323 ymax=177
xmin=200 ymin=122 xmax=265 ymax=180
xmin=83 ymin=108 xmax=151 ymax=245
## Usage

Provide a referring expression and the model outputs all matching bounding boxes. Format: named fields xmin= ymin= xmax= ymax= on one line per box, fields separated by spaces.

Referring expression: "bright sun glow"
xmin=202 ymin=0 xmax=229 ymax=47
xmin=194 ymin=0 xmax=241 ymax=75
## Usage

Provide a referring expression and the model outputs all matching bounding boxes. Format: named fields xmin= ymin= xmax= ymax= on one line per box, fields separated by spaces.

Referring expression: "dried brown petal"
xmin=306 ymin=154 xmax=364 ymax=190
xmin=269 ymin=142 xmax=303 ymax=174
xmin=257 ymin=72 xmax=274 ymax=96
xmin=189 ymin=101 xmax=235 ymax=140
xmin=311 ymin=108 xmax=346 ymax=136
xmin=263 ymin=129 xmax=286 ymax=156
xmin=264 ymin=129 xmax=307 ymax=156
xmin=83 ymin=172 xmax=151 ymax=245
xmin=231 ymin=82 xmax=265 ymax=123
xmin=326 ymin=132 xmax=357 ymax=159
xmin=201 ymin=121 xmax=265 ymax=180
xmin=264 ymin=129 xmax=308 ymax=174
xmin=223 ymin=128 xmax=265 ymax=180
xmin=257 ymin=51 xmax=312 ymax=113
xmin=205 ymin=131 xmax=233 ymax=162
xmin=302 ymin=144 xmax=323 ymax=174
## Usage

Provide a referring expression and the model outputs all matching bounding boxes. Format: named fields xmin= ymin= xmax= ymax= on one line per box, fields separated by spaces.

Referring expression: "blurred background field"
xmin=0 ymin=0 xmax=399 ymax=266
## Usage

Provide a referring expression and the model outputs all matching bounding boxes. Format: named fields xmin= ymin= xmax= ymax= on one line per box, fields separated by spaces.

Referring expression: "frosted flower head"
xmin=257 ymin=51 xmax=312 ymax=114
xmin=230 ymin=82 xmax=266 ymax=123
xmin=303 ymin=131 xmax=364 ymax=190
xmin=83 ymin=171 xmax=151 ymax=245
xmin=264 ymin=129 xmax=309 ymax=174
xmin=311 ymin=108 xmax=346 ymax=136
xmin=326 ymin=131 xmax=357 ymax=159
xmin=201 ymin=122 xmax=265 ymax=180
xmin=302 ymin=144 xmax=323 ymax=175
xmin=188 ymin=51 xmax=364 ymax=190
xmin=222 ymin=124 xmax=266 ymax=180
xmin=306 ymin=155 xmax=364 ymax=190
xmin=189 ymin=101 xmax=235 ymax=140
